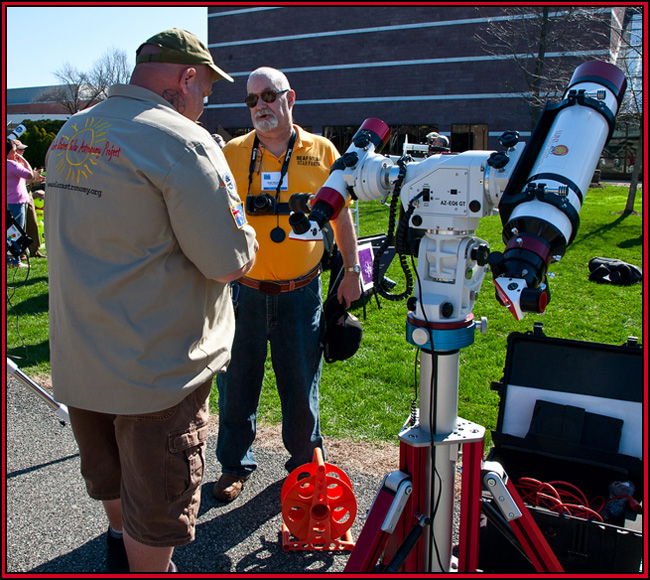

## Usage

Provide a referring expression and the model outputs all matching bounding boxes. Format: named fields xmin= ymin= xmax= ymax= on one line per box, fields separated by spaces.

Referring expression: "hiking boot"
xmin=212 ymin=473 xmax=250 ymax=502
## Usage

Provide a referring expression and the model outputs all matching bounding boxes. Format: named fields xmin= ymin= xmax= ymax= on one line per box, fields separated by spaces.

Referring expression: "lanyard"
xmin=247 ymin=129 xmax=297 ymax=202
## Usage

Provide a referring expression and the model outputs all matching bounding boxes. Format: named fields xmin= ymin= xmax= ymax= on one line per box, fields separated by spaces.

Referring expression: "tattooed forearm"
xmin=162 ymin=90 xmax=186 ymax=114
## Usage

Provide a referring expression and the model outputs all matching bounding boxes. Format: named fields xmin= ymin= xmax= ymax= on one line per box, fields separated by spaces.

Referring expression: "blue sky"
xmin=5 ymin=5 xmax=208 ymax=89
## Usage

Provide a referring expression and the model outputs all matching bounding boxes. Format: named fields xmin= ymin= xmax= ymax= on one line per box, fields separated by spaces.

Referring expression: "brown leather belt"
xmin=239 ymin=266 xmax=321 ymax=295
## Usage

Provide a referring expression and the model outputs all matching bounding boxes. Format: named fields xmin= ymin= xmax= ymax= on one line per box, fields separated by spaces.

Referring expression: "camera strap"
xmin=247 ymin=136 xmax=262 ymax=196
xmin=247 ymin=129 xmax=298 ymax=243
xmin=247 ymin=129 xmax=297 ymax=204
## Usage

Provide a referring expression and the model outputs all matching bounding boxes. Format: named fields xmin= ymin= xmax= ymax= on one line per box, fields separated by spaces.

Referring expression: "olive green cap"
xmin=136 ymin=28 xmax=233 ymax=83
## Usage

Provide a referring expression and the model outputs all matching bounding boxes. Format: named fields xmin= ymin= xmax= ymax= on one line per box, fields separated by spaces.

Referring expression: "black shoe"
xmin=104 ymin=528 xmax=130 ymax=573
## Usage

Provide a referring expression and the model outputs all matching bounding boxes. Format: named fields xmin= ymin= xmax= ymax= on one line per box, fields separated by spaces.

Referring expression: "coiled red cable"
xmin=515 ymin=477 xmax=606 ymax=522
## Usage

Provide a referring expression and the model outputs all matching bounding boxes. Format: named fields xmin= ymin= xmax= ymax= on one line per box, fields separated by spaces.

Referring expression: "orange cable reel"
xmin=281 ymin=447 xmax=357 ymax=551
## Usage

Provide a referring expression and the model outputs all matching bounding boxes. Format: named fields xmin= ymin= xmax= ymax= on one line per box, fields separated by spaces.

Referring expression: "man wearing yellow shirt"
xmin=214 ymin=67 xmax=362 ymax=502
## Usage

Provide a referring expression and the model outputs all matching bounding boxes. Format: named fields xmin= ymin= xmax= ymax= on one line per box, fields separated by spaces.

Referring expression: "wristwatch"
xmin=345 ymin=264 xmax=362 ymax=274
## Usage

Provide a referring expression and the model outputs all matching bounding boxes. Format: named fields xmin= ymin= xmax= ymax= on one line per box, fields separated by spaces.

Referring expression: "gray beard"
xmin=253 ymin=113 xmax=279 ymax=132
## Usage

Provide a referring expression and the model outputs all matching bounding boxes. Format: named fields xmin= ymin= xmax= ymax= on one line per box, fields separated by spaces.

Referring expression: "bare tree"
xmin=603 ymin=7 xmax=643 ymax=213
xmin=475 ymin=7 xmax=617 ymax=128
xmin=476 ymin=6 xmax=642 ymax=211
xmin=35 ymin=47 xmax=131 ymax=114
xmin=91 ymin=47 xmax=131 ymax=91
xmin=36 ymin=63 xmax=98 ymax=114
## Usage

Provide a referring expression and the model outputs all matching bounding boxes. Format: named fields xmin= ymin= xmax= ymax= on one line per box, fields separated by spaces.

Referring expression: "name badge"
xmin=261 ymin=171 xmax=288 ymax=192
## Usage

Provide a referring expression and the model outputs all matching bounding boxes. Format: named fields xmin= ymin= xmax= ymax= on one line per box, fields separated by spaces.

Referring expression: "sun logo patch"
xmin=51 ymin=117 xmax=120 ymax=183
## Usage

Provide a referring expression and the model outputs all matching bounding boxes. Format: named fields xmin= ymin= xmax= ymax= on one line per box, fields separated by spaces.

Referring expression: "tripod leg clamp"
xmin=482 ymin=461 xmax=522 ymax=521
xmin=381 ymin=471 xmax=413 ymax=533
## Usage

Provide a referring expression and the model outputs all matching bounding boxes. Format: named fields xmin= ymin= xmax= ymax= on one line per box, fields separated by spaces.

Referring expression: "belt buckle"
xmin=259 ymin=280 xmax=283 ymax=295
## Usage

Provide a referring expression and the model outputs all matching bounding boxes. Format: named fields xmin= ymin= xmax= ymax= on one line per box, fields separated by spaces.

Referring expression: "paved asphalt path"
xmin=4 ymin=374 xmax=392 ymax=576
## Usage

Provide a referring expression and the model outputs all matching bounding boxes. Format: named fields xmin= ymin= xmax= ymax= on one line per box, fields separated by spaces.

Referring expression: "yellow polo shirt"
xmin=223 ymin=125 xmax=339 ymax=281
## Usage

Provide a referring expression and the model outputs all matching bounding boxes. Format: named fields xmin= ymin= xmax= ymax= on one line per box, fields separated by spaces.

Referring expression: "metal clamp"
xmin=381 ymin=471 xmax=413 ymax=533
xmin=482 ymin=461 xmax=522 ymax=522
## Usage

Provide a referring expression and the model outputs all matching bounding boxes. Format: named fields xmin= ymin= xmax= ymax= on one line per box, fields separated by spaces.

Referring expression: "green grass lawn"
xmin=6 ymin=184 xmax=644 ymax=448
xmin=317 ymin=184 xmax=644 ymax=446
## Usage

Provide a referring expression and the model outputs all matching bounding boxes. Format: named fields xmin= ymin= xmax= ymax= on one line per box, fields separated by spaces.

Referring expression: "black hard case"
xmin=478 ymin=323 xmax=644 ymax=574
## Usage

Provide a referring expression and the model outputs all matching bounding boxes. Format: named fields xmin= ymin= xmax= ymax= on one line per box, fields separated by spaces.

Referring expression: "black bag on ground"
xmin=588 ymin=256 xmax=642 ymax=285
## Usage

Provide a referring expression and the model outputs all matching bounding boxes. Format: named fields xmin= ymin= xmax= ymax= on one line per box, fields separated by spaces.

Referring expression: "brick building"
xmin=203 ymin=6 xmax=627 ymax=155
xmin=6 ymin=86 xmax=71 ymax=130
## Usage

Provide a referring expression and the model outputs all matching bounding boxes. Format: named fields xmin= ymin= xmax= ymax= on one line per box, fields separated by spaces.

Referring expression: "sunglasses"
xmin=244 ymin=89 xmax=289 ymax=108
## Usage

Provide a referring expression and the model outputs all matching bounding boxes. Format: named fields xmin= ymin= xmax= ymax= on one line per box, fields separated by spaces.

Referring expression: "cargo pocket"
xmin=166 ymin=423 xmax=209 ymax=502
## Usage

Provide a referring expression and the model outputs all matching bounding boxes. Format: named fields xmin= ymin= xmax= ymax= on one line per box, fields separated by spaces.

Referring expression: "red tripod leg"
xmin=457 ymin=439 xmax=484 ymax=572
xmin=381 ymin=441 xmax=427 ymax=572
xmin=505 ymin=478 xmax=564 ymax=573
xmin=343 ymin=485 xmax=400 ymax=572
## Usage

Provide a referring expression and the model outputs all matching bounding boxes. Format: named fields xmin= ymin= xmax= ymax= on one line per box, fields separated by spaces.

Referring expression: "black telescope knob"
xmin=471 ymin=243 xmax=490 ymax=266
xmin=341 ymin=151 xmax=359 ymax=167
xmin=487 ymin=251 xmax=504 ymax=275
xmin=332 ymin=151 xmax=359 ymax=170
xmin=487 ymin=151 xmax=509 ymax=169
xmin=498 ymin=131 xmax=519 ymax=149
xmin=353 ymin=131 xmax=371 ymax=148
xmin=441 ymin=302 xmax=454 ymax=318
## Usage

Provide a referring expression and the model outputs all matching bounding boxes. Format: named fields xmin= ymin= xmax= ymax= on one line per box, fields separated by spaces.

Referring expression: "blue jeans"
xmin=216 ymin=276 xmax=324 ymax=476
xmin=7 ymin=203 xmax=26 ymax=265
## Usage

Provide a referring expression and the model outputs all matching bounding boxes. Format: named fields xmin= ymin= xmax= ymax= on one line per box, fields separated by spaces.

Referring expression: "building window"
xmin=451 ymin=124 xmax=488 ymax=152
xmin=221 ymin=126 xmax=315 ymax=144
xmin=221 ymin=127 xmax=252 ymax=141
xmin=323 ymin=125 xmax=358 ymax=155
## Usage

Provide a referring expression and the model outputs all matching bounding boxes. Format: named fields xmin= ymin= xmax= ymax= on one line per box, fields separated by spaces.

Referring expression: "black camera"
xmin=246 ymin=193 xmax=277 ymax=215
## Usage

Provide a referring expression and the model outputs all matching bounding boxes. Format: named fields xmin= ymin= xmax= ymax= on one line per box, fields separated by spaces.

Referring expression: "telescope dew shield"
xmin=491 ymin=61 xmax=626 ymax=319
